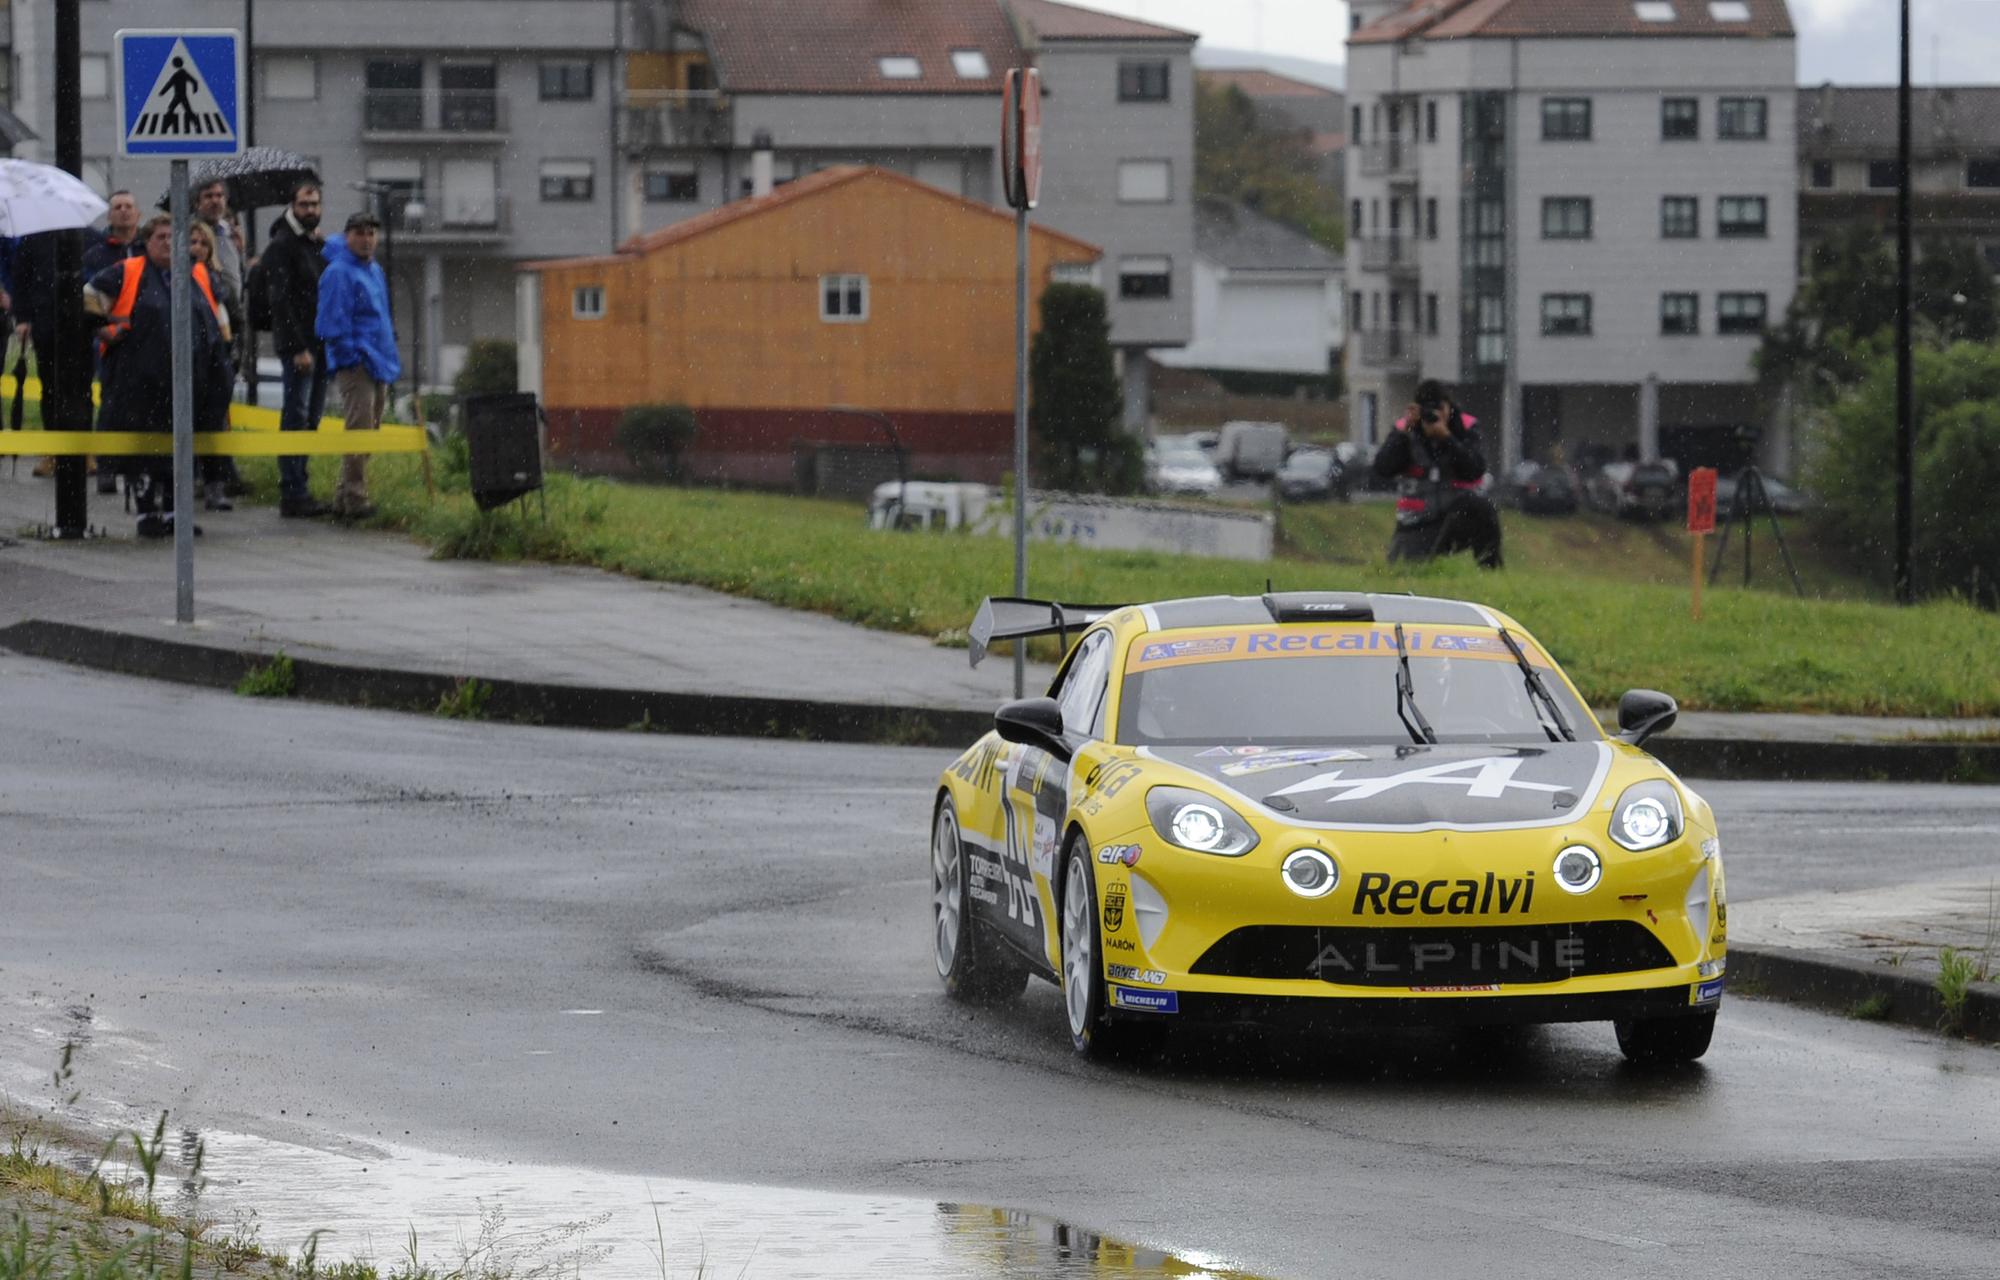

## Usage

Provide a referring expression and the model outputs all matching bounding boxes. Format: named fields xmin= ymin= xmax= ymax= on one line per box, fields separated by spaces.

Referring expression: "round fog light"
xmin=1553 ymin=845 xmax=1602 ymax=895
xmin=1281 ymin=849 xmax=1338 ymax=899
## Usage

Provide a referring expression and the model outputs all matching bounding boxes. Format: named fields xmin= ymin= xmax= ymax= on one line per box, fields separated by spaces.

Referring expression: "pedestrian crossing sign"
xmin=114 ymin=29 xmax=243 ymax=158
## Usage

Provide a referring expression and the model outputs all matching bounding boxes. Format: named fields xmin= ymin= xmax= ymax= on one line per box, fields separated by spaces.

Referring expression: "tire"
xmin=1059 ymin=839 xmax=1168 ymax=1062
xmin=932 ymin=796 xmax=1029 ymax=1004
xmin=1614 ymin=1009 xmax=1716 ymax=1065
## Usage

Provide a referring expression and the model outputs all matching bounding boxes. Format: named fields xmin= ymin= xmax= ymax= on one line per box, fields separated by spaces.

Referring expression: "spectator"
xmin=315 ymin=211 xmax=398 ymax=521
xmin=193 ymin=180 xmax=247 ymax=498
xmin=1372 ymin=378 xmax=1503 ymax=569
xmin=85 ymin=214 xmax=232 ymax=538
xmin=187 ymin=221 xmax=237 ymax=511
xmin=262 ymin=181 xmax=331 ymax=519
xmin=11 ymin=231 xmax=83 ymax=479
xmin=82 ymin=190 xmax=142 ymax=278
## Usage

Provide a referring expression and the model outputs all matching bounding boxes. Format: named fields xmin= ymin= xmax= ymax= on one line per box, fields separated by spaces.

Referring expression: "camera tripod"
xmin=1707 ymin=466 xmax=1804 ymax=596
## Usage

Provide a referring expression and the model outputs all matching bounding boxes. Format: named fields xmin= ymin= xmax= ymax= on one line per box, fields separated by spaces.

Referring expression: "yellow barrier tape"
xmin=0 ymin=427 xmax=427 ymax=457
xmin=1 ymin=374 xmax=355 ymax=432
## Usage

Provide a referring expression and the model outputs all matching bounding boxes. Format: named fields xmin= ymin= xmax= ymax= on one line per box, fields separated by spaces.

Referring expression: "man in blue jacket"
xmin=315 ymin=210 xmax=400 ymax=520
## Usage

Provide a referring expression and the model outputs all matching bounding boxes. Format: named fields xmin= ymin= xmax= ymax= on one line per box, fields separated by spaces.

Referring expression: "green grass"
xmin=1936 ymin=947 xmax=1982 ymax=1035
xmin=234 ymin=652 xmax=297 ymax=699
xmin=434 ymin=677 xmax=492 ymax=721
xmin=1847 ymin=993 xmax=1894 ymax=1021
xmin=229 ymin=449 xmax=2000 ymax=719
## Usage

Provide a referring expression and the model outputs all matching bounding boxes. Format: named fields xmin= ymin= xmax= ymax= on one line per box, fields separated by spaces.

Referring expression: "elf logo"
xmin=1353 ymin=870 xmax=1535 ymax=916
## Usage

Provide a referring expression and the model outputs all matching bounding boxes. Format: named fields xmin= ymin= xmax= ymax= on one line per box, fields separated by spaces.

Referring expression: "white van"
xmin=1213 ymin=421 xmax=1289 ymax=481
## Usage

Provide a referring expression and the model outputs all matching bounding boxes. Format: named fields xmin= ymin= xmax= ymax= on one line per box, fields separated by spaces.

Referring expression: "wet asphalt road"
xmin=3 ymin=654 xmax=1999 ymax=1279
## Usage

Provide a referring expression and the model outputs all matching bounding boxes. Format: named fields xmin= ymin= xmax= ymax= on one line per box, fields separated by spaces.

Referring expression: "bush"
xmin=615 ymin=403 xmax=699 ymax=479
xmin=1031 ymin=284 xmax=1135 ymax=494
xmin=453 ymin=340 xmax=517 ymax=400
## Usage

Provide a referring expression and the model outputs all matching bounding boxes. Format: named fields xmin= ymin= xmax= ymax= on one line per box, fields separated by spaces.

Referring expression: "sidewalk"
xmin=3 ymin=470 xmax=1997 ymax=1039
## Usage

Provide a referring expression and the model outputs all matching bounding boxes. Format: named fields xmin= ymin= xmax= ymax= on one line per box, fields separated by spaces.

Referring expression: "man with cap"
xmin=314 ymin=210 xmax=400 ymax=520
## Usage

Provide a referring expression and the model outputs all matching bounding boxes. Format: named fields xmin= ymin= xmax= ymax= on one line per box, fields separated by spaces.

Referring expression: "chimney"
xmin=751 ymin=129 xmax=775 ymax=198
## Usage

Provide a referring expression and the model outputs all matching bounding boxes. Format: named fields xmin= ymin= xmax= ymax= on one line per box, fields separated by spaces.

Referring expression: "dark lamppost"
xmin=1894 ymin=0 xmax=1914 ymax=603
xmin=50 ymin=0 xmax=90 ymax=537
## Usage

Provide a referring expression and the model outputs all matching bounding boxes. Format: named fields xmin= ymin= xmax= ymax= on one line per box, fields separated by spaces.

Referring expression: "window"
xmin=1542 ymin=197 xmax=1592 ymax=239
xmin=878 ymin=56 xmax=921 ymax=79
xmin=1541 ymin=98 xmax=1591 ymax=140
xmin=1055 ymin=630 xmax=1113 ymax=738
xmin=950 ymin=49 xmax=990 ymax=79
xmin=1708 ymin=0 xmax=1751 ymax=18
xmin=1541 ymin=293 xmax=1592 ymax=336
xmin=1425 ymin=99 xmax=1437 ymax=142
xmin=1351 ymin=199 xmax=1363 ymax=233
xmin=1983 ymin=243 xmax=2000 ymax=275
xmin=1717 ymin=97 xmax=1766 ymax=139
xmin=1425 ymin=293 xmax=1439 ymax=335
xmin=1810 ymin=159 xmax=1834 ymax=188
xmin=820 ymin=274 xmax=868 ymax=322
xmin=1967 ymin=158 xmax=2000 ymax=188
xmin=1116 ymin=160 xmax=1171 ymax=203
xmin=1388 ymin=103 xmax=1402 ymax=136
xmin=1118 ymin=255 xmax=1172 ymax=299
xmin=1661 ymin=292 xmax=1699 ymax=335
xmin=365 ymin=58 xmax=422 ymax=130
xmin=264 ymin=55 xmax=317 ymax=101
xmin=1867 ymin=160 xmax=1898 ymax=189
xmin=1717 ymin=292 xmax=1767 ymax=334
xmin=1352 ymin=105 xmax=1363 ymax=142
xmin=1388 ymin=198 xmax=1401 ymax=233
xmin=80 ymin=54 xmax=109 ymax=99
xmin=1371 ymin=292 xmax=1382 ymax=327
xmin=1634 ymin=1 xmax=1677 ymax=19
xmin=440 ymin=63 xmax=498 ymax=131
xmin=1717 ymin=195 xmax=1767 ymax=237
xmin=1662 ymin=97 xmax=1698 ymax=139
xmin=685 ymin=62 xmax=714 ymax=93
xmin=572 ymin=286 xmax=605 ymax=320
xmin=539 ymin=159 xmax=594 ymax=202
xmin=1425 ymin=197 xmax=1438 ymax=240
xmin=1118 ymin=60 xmax=1170 ymax=102
xmin=645 ymin=163 xmax=699 ymax=202
xmin=1351 ymin=290 xmax=1364 ymax=331
xmin=1051 ymin=262 xmax=1101 ymax=288
xmin=1661 ymin=195 xmax=1699 ymax=238
xmin=363 ymin=158 xmax=423 ymax=226
xmin=540 ymin=60 xmax=594 ymax=101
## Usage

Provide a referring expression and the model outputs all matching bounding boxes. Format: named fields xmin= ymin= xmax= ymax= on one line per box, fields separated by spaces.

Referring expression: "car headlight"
xmin=1145 ymin=786 xmax=1260 ymax=857
xmin=1610 ymin=780 xmax=1685 ymax=851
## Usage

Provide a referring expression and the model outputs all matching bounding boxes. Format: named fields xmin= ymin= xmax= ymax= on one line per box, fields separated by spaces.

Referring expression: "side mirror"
xmin=1616 ymin=688 xmax=1678 ymax=746
xmin=995 ymin=697 xmax=1073 ymax=761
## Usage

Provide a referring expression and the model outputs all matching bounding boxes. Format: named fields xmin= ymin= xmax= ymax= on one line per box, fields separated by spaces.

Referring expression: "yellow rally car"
xmin=931 ymin=592 xmax=1726 ymax=1064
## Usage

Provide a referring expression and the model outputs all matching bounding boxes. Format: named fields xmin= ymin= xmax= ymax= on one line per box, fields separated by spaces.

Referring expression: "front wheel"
xmin=1614 ymin=1009 xmax=1716 ymax=1064
xmin=932 ymin=796 xmax=1028 ymax=1004
xmin=1060 ymin=840 xmax=1167 ymax=1062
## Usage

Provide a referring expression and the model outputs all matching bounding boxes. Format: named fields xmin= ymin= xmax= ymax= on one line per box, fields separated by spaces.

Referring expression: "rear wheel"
xmin=932 ymin=796 xmax=1028 ymax=1004
xmin=1060 ymin=840 xmax=1167 ymax=1062
xmin=1614 ymin=1009 xmax=1716 ymax=1065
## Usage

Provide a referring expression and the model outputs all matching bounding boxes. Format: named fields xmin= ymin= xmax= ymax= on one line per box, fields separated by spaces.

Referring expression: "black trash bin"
xmin=461 ymin=391 xmax=545 ymax=512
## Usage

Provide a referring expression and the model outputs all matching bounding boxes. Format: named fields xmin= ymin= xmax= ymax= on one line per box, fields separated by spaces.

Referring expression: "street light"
xmin=350 ymin=179 xmax=420 ymax=406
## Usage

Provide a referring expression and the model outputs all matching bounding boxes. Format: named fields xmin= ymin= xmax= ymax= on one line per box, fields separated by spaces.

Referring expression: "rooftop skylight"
xmin=878 ymin=55 xmax=921 ymax=79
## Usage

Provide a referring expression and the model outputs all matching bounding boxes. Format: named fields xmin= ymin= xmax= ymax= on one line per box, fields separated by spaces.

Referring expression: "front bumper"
xmin=1149 ymin=983 xmax=1710 ymax=1029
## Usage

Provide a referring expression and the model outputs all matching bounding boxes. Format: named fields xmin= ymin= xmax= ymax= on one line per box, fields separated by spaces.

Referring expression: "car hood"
xmin=1143 ymin=741 xmax=1615 ymax=832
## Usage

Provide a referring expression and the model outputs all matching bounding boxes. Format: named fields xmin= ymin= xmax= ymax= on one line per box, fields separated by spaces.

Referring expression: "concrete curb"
xmin=5 ymin=616 xmax=2000 ymax=782
xmin=1730 ymin=944 xmax=1999 ymax=1041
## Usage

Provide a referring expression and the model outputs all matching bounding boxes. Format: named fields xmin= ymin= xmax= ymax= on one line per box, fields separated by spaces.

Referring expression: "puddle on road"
xmin=55 ymin=1118 xmax=1264 ymax=1280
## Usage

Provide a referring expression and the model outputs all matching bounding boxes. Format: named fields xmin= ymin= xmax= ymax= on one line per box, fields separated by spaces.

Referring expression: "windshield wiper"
xmin=1497 ymin=627 xmax=1575 ymax=743
xmin=1392 ymin=623 xmax=1437 ymax=745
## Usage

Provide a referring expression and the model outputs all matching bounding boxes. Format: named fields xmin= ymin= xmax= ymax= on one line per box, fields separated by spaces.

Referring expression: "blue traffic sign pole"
xmin=115 ymin=29 xmax=243 ymax=623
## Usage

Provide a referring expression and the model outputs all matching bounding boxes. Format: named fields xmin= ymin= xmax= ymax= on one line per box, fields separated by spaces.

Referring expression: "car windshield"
xmin=1116 ymin=626 xmax=1601 ymax=746
xmin=1157 ymin=448 xmax=1209 ymax=466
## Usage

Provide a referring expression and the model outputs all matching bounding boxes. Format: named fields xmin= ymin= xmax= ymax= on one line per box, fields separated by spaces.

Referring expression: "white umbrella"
xmin=0 ymin=158 xmax=107 ymax=237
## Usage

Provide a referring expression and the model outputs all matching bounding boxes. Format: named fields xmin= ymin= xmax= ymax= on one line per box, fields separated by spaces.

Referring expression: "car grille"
xmin=1189 ymin=922 xmax=1677 ymax=987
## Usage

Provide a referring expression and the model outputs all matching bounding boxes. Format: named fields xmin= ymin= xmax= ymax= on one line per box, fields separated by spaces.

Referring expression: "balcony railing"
xmin=1359 ymin=140 xmax=1416 ymax=179
xmin=1358 ymin=236 xmax=1416 ymax=274
xmin=384 ymin=193 xmax=514 ymax=243
xmin=618 ymin=90 xmax=733 ymax=151
xmin=363 ymin=90 xmax=509 ymax=139
xmin=1359 ymin=330 xmax=1419 ymax=370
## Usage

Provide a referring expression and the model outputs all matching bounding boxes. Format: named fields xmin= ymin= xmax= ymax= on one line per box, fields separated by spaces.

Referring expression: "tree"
xmin=1808 ymin=341 xmax=2000 ymax=606
xmin=1195 ymin=83 xmax=1344 ymax=251
xmin=454 ymin=340 xmax=518 ymax=400
xmin=1029 ymin=284 xmax=1136 ymax=494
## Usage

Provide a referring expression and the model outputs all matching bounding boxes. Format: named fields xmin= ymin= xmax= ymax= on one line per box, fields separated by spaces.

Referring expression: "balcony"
xmin=1359 ymin=140 xmax=1416 ymax=181
xmin=618 ymin=91 xmax=733 ymax=152
xmin=384 ymin=193 xmax=513 ymax=245
xmin=1359 ymin=330 xmax=1419 ymax=372
xmin=1358 ymin=236 xmax=1418 ymax=276
xmin=362 ymin=91 xmax=509 ymax=143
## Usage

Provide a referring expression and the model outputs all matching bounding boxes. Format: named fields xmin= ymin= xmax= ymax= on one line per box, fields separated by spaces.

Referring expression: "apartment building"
xmin=1344 ymin=0 xmax=1798 ymax=474
xmin=1798 ymin=84 xmax=2000 ymax=276
xmin=620 ymin=0 xmax=1196 ymax=426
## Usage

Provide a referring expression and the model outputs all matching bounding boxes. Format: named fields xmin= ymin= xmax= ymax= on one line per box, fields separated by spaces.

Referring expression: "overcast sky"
xmin=1090 ymin=0 xmax=2000 ymax=85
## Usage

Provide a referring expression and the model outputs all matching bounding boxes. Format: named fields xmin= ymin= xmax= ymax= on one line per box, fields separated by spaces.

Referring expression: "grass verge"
xmin=232 ymin=449 xmax=2000 ymax=718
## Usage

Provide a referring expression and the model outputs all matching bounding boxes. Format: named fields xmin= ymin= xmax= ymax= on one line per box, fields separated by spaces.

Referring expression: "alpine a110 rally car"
xmin=931 ymin=591 xmax=1726 ymax=1064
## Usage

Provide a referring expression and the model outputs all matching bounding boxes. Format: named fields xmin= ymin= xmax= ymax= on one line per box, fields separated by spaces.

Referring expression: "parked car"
xmin=1213 ymin=420 xmax=1289 ymax=481
xmin=1714 ymin=472 xmax=1807 ymax=517
xmin=1586 ymin=459 xmax=1681 ymax=522
xmin=866 ymin=481 xmax=993 ymax=531
xmin=1145 ymin=445 xmax=1223 ymax=498
xmin=1501 ymin=461 xmax=1580 ymax=516
xmin=1275 ymin=446 xmax=1342 ymax=501
xmin=1187 ymin=430 xmax=1221 ymax=457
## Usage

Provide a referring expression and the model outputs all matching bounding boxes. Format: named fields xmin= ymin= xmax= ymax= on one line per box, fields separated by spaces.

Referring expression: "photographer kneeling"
xmin=1371 ymin=379 xmax=1504 ymax=569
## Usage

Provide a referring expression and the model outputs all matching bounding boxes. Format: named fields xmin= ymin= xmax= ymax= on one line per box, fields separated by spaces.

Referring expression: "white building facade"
xmin=1345 ymin=0 xmax=1798 ymax=473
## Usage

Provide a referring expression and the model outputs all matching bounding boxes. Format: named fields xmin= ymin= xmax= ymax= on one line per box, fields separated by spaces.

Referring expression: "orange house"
xmin=521 ymin=166 xmax=1102 ymax=487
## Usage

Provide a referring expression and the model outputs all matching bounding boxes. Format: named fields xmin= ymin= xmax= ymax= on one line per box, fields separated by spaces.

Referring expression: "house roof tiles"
xmin=1008 ymin=0 xmax=1196 ymax=43
xmin=677 ymin=0 xmax=1024 ymax=95
xmin=1351 ymin=0 xmax=1793 ymax=44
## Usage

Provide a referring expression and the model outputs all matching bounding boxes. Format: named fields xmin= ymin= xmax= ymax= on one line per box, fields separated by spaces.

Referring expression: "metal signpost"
xmin=115 ymin=29 xmax=244 ymax=625
xmin=1001 ymin=68 xmax=1041 ymax=698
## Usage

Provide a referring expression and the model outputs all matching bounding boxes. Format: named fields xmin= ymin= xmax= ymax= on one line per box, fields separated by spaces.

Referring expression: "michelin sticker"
xmin=1691 ymin=977 xmax=1725 ymax=1006
xmin=1109 ymin=986 xmax=1179 ymax=1014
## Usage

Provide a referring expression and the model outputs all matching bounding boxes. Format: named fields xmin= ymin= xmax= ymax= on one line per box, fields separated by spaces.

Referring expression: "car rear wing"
xmin=967 ymin=597 xmax=1128 ymax=668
